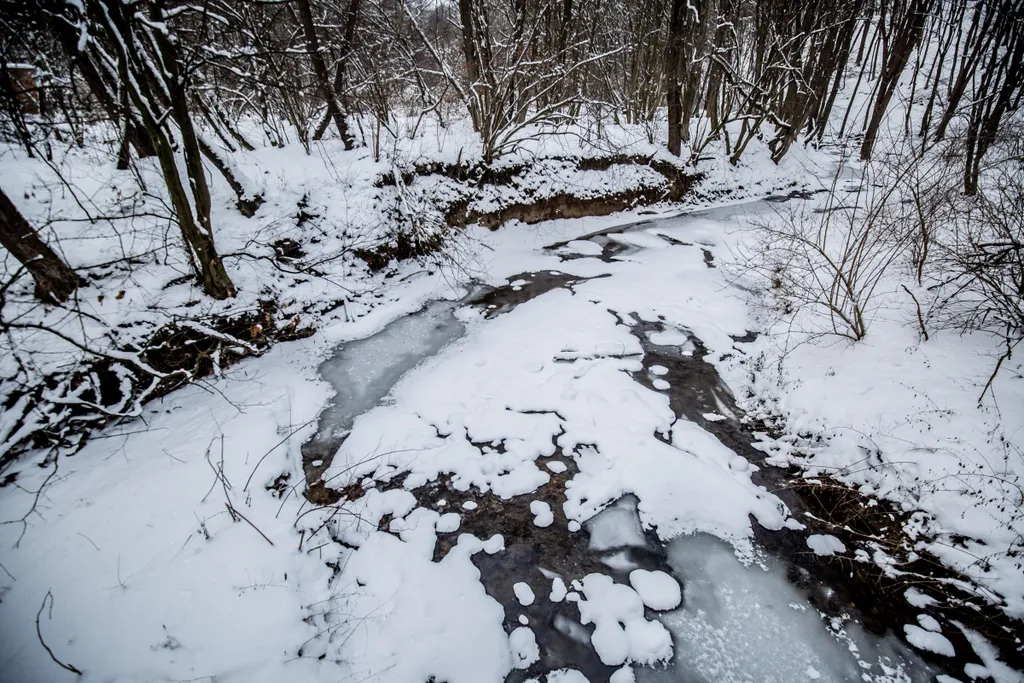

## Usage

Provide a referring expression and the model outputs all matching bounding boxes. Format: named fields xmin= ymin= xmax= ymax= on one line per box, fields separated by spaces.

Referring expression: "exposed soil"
xmin=357 ymin=155 xmax=703 ymax=273
xmin=458 ymin=177 xmax=699 ymax=230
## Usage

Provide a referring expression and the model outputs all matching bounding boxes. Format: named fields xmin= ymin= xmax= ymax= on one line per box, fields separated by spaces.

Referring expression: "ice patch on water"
xmin=305 ymin=301 xmax=465 ymax=457
xmin=635 ymin=533 xmax=937 ymax=683
xmin=587 ymin=496 xmax=648 ymax=551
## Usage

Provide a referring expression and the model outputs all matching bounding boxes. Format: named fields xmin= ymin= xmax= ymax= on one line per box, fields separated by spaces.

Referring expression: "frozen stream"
xmin=303 ymin=200 xmax=950 ymax=683
xmin=301 ymin=300 xmax=466 ymax=489
xmin=585 ymin=499 xmax=936 ymax=683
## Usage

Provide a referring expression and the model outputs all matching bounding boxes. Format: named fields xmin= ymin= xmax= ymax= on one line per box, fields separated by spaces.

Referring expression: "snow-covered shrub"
xmin=930 ymin=157 xmax=1024 ymax=393
xmin=742 ymin=159 xmax=915 ymax=341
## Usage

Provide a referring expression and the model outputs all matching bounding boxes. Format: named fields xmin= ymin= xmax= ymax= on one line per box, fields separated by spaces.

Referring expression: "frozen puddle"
xmin=302 ymin=300 xmax=466 ymax=488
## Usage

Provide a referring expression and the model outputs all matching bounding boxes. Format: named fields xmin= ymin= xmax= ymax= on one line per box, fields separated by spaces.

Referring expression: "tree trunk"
xmin=197 ymin=137 xmax=264 ymax=218
xmin=860 ymin=0 xmax=933 ymax=160
xmin=665 ymin=0 xmax=686 ymax=156
xmin=93 ymin=0 xmax=235 ymax=299
xmin=47 ymin=8 xmax=155 ymax=166
xmin=296 ymin=0 xmax=354 ymax=148
xmin=458 ymin=0 xmax=484 ymax=132
xmin=314 ymin=0 xmax=362 ymax=140
xmin=0 ymin=187 xmax=78 ymax=303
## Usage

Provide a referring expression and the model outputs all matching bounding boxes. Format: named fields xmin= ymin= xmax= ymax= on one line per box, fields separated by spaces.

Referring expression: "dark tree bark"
xmin=46 ymin=9 xmax=154 ymax=167
xmin=82 ymin=0 xmax=235 ymax=299
xmin=665 ymin=0 xmax=686 ymax=156
xmin=313 ymin=0 xmax=362 ymax=140
xmin=296 ymin=0 xmax=354 ymax=148
xmin=860 ymin=0 xmax=933 ymax=160
xmin=197 ymin=137 xmax=264 ymax=217
xmin=933 ymin=0 xmax=1001 ymax=142
xmin=0 ymin=187 xmax=78 ymax=303
xmin=458 ymin=0 xmax=485 ymax=131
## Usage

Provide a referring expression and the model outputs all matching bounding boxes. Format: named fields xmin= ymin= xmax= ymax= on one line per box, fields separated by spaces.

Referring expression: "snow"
xmin=337 ymin=532 xmax=511 ymax=683
xmin=905 ymin=588 xmax=938 ymax=608
xmin=576 ymin=573 xmax=673 ymax=666
xmin=725 ymin=186 xmax=1024 ymax=615
xmin=806 ymin=534 xmax=847 ymax=556
xmin=916 ymin=614 xmax=941 ymax=633
xmin=1 ymin=100 xmax=1021 ymax=683
xmin=903 ymin=625 xmax=955 ymax=657
xmin=483 ymin=534 xmax=505 ymax=554
xmin=958 ymin=624 xmax=1024 ymax=683
xmin=437 ymin=512 xmax=461 ymax=533
xmin=611 ymin=666 xmax=637 ymax=683
xmin=546 ymin=670 xmax=592 ymax=683
xmin=647 ymin=330 xmax=689 ymax=346
xmin=628 ymin=570 xmax=682 ymax=611
xmin=0 ymin=341 xmax=342 ymax=683
xmin=514 ymin=582 xmax=536 ymax=606
xmin=509 ymin=627 xmax=540 ymax=669
xmin=531 ymin=500 xmax=554 ymax=527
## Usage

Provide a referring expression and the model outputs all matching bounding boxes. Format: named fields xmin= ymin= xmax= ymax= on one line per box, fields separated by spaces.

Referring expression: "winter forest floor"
xmin=0 ymin=130 xmax=1022 ymax=683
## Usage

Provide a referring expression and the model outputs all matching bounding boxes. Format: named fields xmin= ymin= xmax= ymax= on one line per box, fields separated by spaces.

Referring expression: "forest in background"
xmin=0 ymin=0 xmax=1022 ymax=465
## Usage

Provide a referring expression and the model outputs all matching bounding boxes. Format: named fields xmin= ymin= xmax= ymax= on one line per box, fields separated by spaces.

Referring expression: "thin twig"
xmin=36 ymin=591 xmax=83 ymax=676
xmin=226 ymin=502 xmax=274 ymax=546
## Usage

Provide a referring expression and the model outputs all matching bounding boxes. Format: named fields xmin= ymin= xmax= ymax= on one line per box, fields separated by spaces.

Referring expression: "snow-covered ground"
xmin=2 ymin=147 xmax=1021 ymax=683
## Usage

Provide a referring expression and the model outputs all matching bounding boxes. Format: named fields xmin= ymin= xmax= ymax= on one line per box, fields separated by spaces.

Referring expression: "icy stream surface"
xmin=581 ymin=502 xmax=937 ymax=683
xmin=301 ymin=300 xmax=466 ymax=481
xmin=301 ymin=202 xmax=962 ymax=682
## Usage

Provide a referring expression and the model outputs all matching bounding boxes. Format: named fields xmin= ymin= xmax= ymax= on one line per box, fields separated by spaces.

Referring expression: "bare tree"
xmin=0 ymin=187 xmax=77 ymax=303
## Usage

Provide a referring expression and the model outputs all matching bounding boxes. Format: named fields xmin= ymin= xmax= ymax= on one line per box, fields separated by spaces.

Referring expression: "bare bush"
xmin=741 ymin=154 xmax=920 ymax=341
xmin=930 ymin=159 xmax=1024 ymax=395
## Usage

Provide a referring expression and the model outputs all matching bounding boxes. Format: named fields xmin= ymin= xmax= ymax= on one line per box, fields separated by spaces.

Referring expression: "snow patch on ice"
xmin=904 ymin=588 xmax=937 ymax=608
xmin=509 ymin=627 xmax=540 ymax=669
xmin=577 ymin=573 xmax=673 ymax=666
xmin=916 ymin=614 xmax=941 ymax=632
xmin=550 ymin=577 xmax=568 ymax=602
xmin=629 ymin=570 xmax=682 ymax=611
